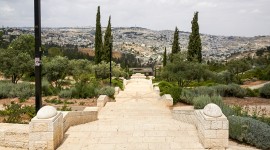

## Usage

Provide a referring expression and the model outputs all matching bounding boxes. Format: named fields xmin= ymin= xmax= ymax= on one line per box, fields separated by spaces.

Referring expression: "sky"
xmin=0 ymin=0 xmax=270 ymax=37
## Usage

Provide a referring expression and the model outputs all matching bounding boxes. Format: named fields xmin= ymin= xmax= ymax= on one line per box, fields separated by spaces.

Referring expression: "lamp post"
xmin=34 ymin=0 xmax=42 ymax=112
xmin=109 ymin=38 xmax=112 ymax=86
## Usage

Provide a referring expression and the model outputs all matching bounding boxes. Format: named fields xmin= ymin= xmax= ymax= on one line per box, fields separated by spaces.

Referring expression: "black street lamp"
xmin=109 ymin=38 xmax=112 ymax=86
xmin=34 ymin=0 xmax=42 ymax=112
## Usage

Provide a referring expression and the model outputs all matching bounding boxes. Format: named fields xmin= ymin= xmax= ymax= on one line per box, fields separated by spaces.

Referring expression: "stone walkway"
xmin=58 ymin=79 xmax=204 ymax=150
xmin=57 ymin=78 xmax=258 ymax=150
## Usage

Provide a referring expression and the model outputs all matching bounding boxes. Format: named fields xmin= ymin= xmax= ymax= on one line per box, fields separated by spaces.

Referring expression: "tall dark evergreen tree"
xmin=95 ymin=6 xmax=102 ymax=64
xmin=172 ymin=27 xmax=180 ymax=54
xmin=163 ymin=47 xmax=167 ymax=67
xmin=187 ymin=12 xmax=202 ymax=63
xmin=102 ymin=16 xmax=113 ymax=62
xmin=171 ymin=27 xmax=180 ymax=62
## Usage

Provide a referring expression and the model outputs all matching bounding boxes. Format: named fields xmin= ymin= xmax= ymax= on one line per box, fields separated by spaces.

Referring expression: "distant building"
xmin=129 ymin=68 xmax=153 ymax=76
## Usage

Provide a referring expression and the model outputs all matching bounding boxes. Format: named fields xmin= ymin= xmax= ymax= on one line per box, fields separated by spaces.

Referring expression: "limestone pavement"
xmin=57 ymin=79 xmax=204 ymax=150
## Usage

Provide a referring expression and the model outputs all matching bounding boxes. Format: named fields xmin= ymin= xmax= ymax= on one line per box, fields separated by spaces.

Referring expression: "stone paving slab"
xmin=57 ymin=79 xmax=258 ymax=150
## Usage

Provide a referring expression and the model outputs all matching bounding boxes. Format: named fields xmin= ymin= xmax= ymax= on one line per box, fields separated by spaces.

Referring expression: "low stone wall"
xmin=97 ymin=95 xmax=109 ymax=109
xmin=115 ymin=87 xmax=120 ymax=96
xmin=0 ymin=123 xmax=29 ymax=149
xmin=160 ymin=94 xmax=173 ymax=106
xmin=195 ymin=107 xmax=228 ymax=149
xmin=172 ymin=106 xmax=195 ymax=125
xmin=173 ymin=103 xmax=229 ymax=149
xmin=62 ymin=107 xmax=98 ymax=132
xmin=153 ymin=86 xmax=160 ymax=95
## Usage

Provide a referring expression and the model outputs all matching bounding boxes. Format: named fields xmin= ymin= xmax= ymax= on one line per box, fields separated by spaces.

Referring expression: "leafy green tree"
xmin=102 ymin=16 xmax=113 ymax=62
xmin=93 ymin=61 xmax=127 ymax=79
xmin=227 ymin=59 xmax=251 ymax=83
xmin=0 ymin=48 xmax=33 ymax=83
xmin=95 ymin=6 xmax=102 ymax=64
xmin=9 ymin=34 xmax=35 ymax=58
xmin=163 ymin=47 xmax=167 ymax=67
xmin=43 ymin=56 xmax=70 ymax=88
xmin=171 ymin=27 xmax=180 ymax=62
xmin=48 ymin=47 xmax=63 ymax=57
xmin=0 ymin=31 xmax=9 ymax=49
xmin=69 ymin=59 xmax=93 ymax=82
xmin=187 ymin=12 xmax=202 ymax=63
xmin=162 ymin=53 xmax=205 ymax=87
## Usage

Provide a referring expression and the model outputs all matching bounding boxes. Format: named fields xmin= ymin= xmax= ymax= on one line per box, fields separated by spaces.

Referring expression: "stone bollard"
xmin=29 ymin=106 xmax=63 ymax=150
xmin=160 ymin=94 xmax=173 ymax=107
xmin=195 ymin=103 xmax=228 ymax=149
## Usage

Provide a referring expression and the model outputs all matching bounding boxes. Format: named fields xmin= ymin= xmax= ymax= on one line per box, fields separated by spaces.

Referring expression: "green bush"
xmin=158 ymin=81 xmax=174 ymax=96
xmin=59 ymin=89 xmax=73 ymax=99
xmin=228 ymin=116 xmax=270 ymax=149
xmin=73 ymin=82 xmax=98 ymax=98
xmin=260 ymin=83 xmax=270 ymax=98
xmin=11 ymin=82 xmax=34 ymax=100
xmin=42 ymin=79 xmax=57 ymax=96
xmin=213 ymin=84 xmax=246 ymax=98
xmin=111 ymin=79 xmax=123 ymax=90
xmin=0 ymin=102 xmax=35 ymax=123
xmin=98 ymin=86 xmax=115 ymax=98
xmin=193 ymin=86 xmax=216 ymax=97
xmin=193 ymin=95 xmax=223 ymax=109
xmin=0 ymin=81 xmax=13 ymax=98
xmin=246 ymin=88 xmax=259 ymax=97
xmin=169 ymin=86 xmax=182 ymax=104
xmin=180 ymin=88 xmax=195 ymax=104
xmin=0 ymin=81 xmax=34 ymax=99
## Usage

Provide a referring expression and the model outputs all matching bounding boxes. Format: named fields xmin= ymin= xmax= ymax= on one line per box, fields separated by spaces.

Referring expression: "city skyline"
xmin=0 ymin=0 xmax=270 ymax=37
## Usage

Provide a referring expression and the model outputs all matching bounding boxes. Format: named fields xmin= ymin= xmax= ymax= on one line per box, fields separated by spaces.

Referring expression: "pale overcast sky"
xmin=0 ymin=0 xmax=269 ymax=37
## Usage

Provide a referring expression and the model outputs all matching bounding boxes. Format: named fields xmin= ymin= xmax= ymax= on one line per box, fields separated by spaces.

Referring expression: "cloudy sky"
xmin=0 ymin=0 xmax=269 ymax=37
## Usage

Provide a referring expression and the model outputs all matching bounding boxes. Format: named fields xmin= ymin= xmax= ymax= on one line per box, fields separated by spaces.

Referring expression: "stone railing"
xmin=114 ymin=87 xmax=120 ymax=96
xmin=195 ymin=104 xmax=228 ymax=149
xmin=153 ymin=86 xmax=160 ymax=95
xmin=97 ymin=95 xmax=109 ymax=109
xmin=62 ymin=107 xmax=98 ymax=132
xmin=0 ymin=123 xmax=29 ymax=149
xmin=160 ymin=94 xmax=173 ymax=106
xmin=172 ymin=106 xmax=195 ymax=125
xmin=173 ymin=103 xmax=229 ymax=149
xmin=28 ymin=105 xmax=98 ymax=150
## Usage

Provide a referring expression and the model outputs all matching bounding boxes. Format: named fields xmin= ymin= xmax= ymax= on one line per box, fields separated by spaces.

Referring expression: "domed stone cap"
xmin=203 ymin=103 xmax=222 ymax=117
xmin=36 ymin=106 xmax=57 ymax=119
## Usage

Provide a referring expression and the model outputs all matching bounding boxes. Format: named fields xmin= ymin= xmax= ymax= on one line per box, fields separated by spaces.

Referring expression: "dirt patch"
xmin=0 ymin=96 xmax=97 ymax=109
xmin=223 ymin=97 xmax=270 ymax=116
xmin=241 ymin=80 xmax=269 ymax=88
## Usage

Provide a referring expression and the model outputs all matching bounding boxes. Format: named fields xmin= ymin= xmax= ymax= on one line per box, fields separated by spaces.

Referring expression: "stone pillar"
xmin=29 ymin=106 xmax=63 ymax=150
xmin=195 ymin=103 xmax=228 ymax=149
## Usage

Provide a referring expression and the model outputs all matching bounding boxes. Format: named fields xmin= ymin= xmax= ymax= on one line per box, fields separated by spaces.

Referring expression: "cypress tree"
xmin=171 ymin=27 xmax=180 ymax=62
xmin=102 ymin=16 xmax=112 ymax=62
xmin=172 ymin=27 xmax=180 ymax=54
xmin=95 ymin=6 xmax=102 ymax=64
xmin=187 ymin=12 xmax=202 ymax=63
xmin=163 ymin=47 xmax=167 ymax=67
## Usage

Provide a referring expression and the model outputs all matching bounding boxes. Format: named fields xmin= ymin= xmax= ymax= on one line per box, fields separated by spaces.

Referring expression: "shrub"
xmin=246 ymin=88 xmax=259 ymax=97
xmin=193 ymin=86 xmax=216 ymax=97
xmin=0 ymin=81 xmax=13 ymax=98
xmin=180 ymin=88 xmax=195 ymax=104
xmin=11 ymin=82 xmax=34 ymax=100
xmin=158 ymin=81 xmax=174 ymax=96
xmin=213 ymin=84 xmax=246 ymax=98
xmin=0 ymin=81 xmax=34 ymax=99
xmin=111 ymin=79 xmax=123 ymax=90
xmin=228 ymin=116 xmax=270 ymax=149
xmin=73 ymin=82 xmax=98 ymax=98
xmin=59 ymin=89 xmax=73 ymax=99
xmin=193 ymin=95 xmax=223 ymax=109
xmin=169 ymin=86 xmax=182 ymax=104
xmin=45 ymin=98 xmax=63 ymax=104
xmin=0 ymin=102 xmax=35 ymax=123
xmin=98 ymin=86 xmax=115 ymax=98
xmin=42 ymin=79 xmax=56 ymax=96
xmin=260 ymin=83 xmax=270 ymax=98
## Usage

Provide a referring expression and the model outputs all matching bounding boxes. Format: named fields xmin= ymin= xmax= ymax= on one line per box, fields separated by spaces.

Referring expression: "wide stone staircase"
xmin=57 ymin=77 xmax=204 ymax=150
